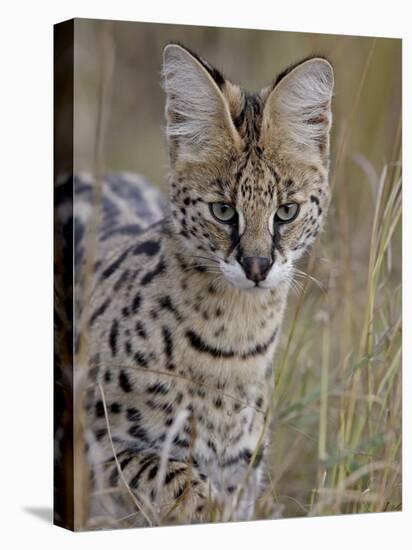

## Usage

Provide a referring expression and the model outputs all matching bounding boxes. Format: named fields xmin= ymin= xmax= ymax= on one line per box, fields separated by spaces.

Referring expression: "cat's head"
xmin=163 ymin=44 xmax=334 ymax=290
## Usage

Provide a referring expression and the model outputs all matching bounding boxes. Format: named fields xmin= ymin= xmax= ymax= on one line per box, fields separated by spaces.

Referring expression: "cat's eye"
xmin=274 ymin=203 xmax=299 ymax=223
xmin=210 ymin=202 xmax=237 ymax=224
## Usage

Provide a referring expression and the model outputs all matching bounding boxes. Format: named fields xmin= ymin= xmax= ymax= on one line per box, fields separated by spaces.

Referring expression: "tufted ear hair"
xmin=261 ymin=57 xmax=334 ymax=160
xmin=162 ymin=44 xmax=241 ymax=164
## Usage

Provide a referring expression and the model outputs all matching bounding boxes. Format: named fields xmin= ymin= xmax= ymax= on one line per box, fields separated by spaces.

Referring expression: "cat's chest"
xmin=174 ymin=286 xmax=284 ymax=353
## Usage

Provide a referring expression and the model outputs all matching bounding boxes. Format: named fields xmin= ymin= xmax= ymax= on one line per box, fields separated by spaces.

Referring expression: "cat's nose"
xmin=242 ymin=256 xmax=271 ymax=283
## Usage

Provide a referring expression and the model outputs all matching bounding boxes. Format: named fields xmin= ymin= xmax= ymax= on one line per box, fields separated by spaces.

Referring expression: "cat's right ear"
xmin=162 ymin=44 xmax=241 ymax=165
xmin=261 ymin=57 xmax=334 ymax=162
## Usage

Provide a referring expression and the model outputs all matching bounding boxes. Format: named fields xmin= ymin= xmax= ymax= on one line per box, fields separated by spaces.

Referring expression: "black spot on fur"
xmin=147 ymin=382 xmax=169 ymax=395
xmin=134 ymin=351 xmax=150 ymax=367
xmin=101 ymin=248 xmax=131 ymax=280
xmin=119 ymin=370 xmax=133 ymax=393
xmin=174 ymin=484 xmax=186 ymax=499
xmin=128 ymin=424 xmax=148 ymax=440
xmin=214 ymin=397 xmax=223 ymax=408
xmin=173 ymin=436 xmax=189 ymax=448
xmin=185 ymin=328 xmax=277 ymax=359
xmin=109 ymin=319 xmax=119 ymax=356
xmin=127 ymin=407 xmax=142 ymax=422
xmin=113 ymin=269 xmax=130 ymax=292
xmin=131 ymin=292 xmax=142 ymax=313
xmin=162 ymin=326 xmax=175 ymax=370
xmin=159 ymin=295 xmax=183 ymax=322
xmin=109 ymin=455 xmax=134 ymax=487
xmin=148 ymin=464 xmax=159 ymax=480
xmin=109 ymin=467 xmax=119 ymax=487
xmin=164 ymin=467 xmax=186 ymax=485
xmin=94 ymin=428 xmax=107 ymax=441
xmin=162 ymin=326 xmax=173 ymax=358
xmin=134 ymin=240 xmax=161 ymax=256
xmin=135 ymin=320 xmax=147 ymax=339
xmin=121 ymin=306 xmax=130 ymax=318
xmin=150 ymin=309 xmax=158 ymax=320
xmin=90 ymin=298 xmax=111 ymax=326
xmin=110 ymin=402 xmax=122 ymax=414
xmin=101 ymin=224 xmax=142 ymax=242
xmin=129 ymin=455 xmax=155 ymax=488
xmin=162 ymin=402 xmax=174 ymax=415
xmin=95 ymin=400 xmax=104 ymax=418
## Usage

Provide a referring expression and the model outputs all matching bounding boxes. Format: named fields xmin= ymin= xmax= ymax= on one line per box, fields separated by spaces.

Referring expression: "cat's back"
xmin=55 ymin=171 xmax=166 ymax=270
xmin=54 ymin=171 xmax=167 ymax=356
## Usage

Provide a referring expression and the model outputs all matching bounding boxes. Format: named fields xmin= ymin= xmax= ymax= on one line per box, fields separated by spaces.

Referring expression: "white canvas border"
xmin=0 ymin=1 xmax=409 ymax=549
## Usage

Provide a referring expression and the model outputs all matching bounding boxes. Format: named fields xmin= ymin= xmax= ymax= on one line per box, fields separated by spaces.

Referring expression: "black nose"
xmin=242 ymin=256 xmax=271 ymax=283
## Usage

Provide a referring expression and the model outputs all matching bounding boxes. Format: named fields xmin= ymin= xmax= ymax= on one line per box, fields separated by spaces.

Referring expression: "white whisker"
xmin=292 ymin=267 xmax=326 ymax=293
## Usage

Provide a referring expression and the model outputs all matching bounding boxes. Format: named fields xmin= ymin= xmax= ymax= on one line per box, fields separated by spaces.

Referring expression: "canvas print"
xmin=54 ymin=19 xmax=402 ymax=531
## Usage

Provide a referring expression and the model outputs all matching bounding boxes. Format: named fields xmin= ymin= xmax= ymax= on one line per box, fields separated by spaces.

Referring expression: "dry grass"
xmin=259 ymin=159 xmax=402 ymax=519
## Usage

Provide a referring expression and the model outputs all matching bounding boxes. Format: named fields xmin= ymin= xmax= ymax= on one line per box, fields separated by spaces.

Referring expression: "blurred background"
xmin=71 ymin=19 xmax=401 ymax=188
xmin=61 ymin=19 xmax=402 ymax=523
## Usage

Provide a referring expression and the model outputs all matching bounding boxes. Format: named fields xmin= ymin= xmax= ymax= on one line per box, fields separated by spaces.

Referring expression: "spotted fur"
xmin=81 ymin=44 xmax=334 ymax=527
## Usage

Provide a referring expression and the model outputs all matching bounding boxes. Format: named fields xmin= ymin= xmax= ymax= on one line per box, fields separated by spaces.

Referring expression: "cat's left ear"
xmin=261 ymin=58 xmax=334 ymax=160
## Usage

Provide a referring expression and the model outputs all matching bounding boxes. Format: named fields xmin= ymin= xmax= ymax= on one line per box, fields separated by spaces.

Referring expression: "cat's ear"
xmin=261 ymin=58 xmax=334 ymax=160
xmin=163 ymin=44 xmax=241 ymax=164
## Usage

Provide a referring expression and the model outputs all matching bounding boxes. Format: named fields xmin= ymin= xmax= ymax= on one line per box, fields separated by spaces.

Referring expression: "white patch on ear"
xmin=162 ymin=44 xmax=240 ymax=160
xmin=262 ymin=58 xmax=334 ymax=153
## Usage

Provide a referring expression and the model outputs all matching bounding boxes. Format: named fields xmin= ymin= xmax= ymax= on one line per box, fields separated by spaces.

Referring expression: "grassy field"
xmin=65 ymin=21 xmax=402 ymax=527
xmin=260 ymin=160 xmax=402 ymax=519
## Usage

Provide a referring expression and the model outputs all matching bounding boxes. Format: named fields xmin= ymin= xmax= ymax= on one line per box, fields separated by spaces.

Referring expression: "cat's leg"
xmin=103 ymin=451 xmax=214 ymax=525
xmin=234 ymin=466 xmax=263 ymax=521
